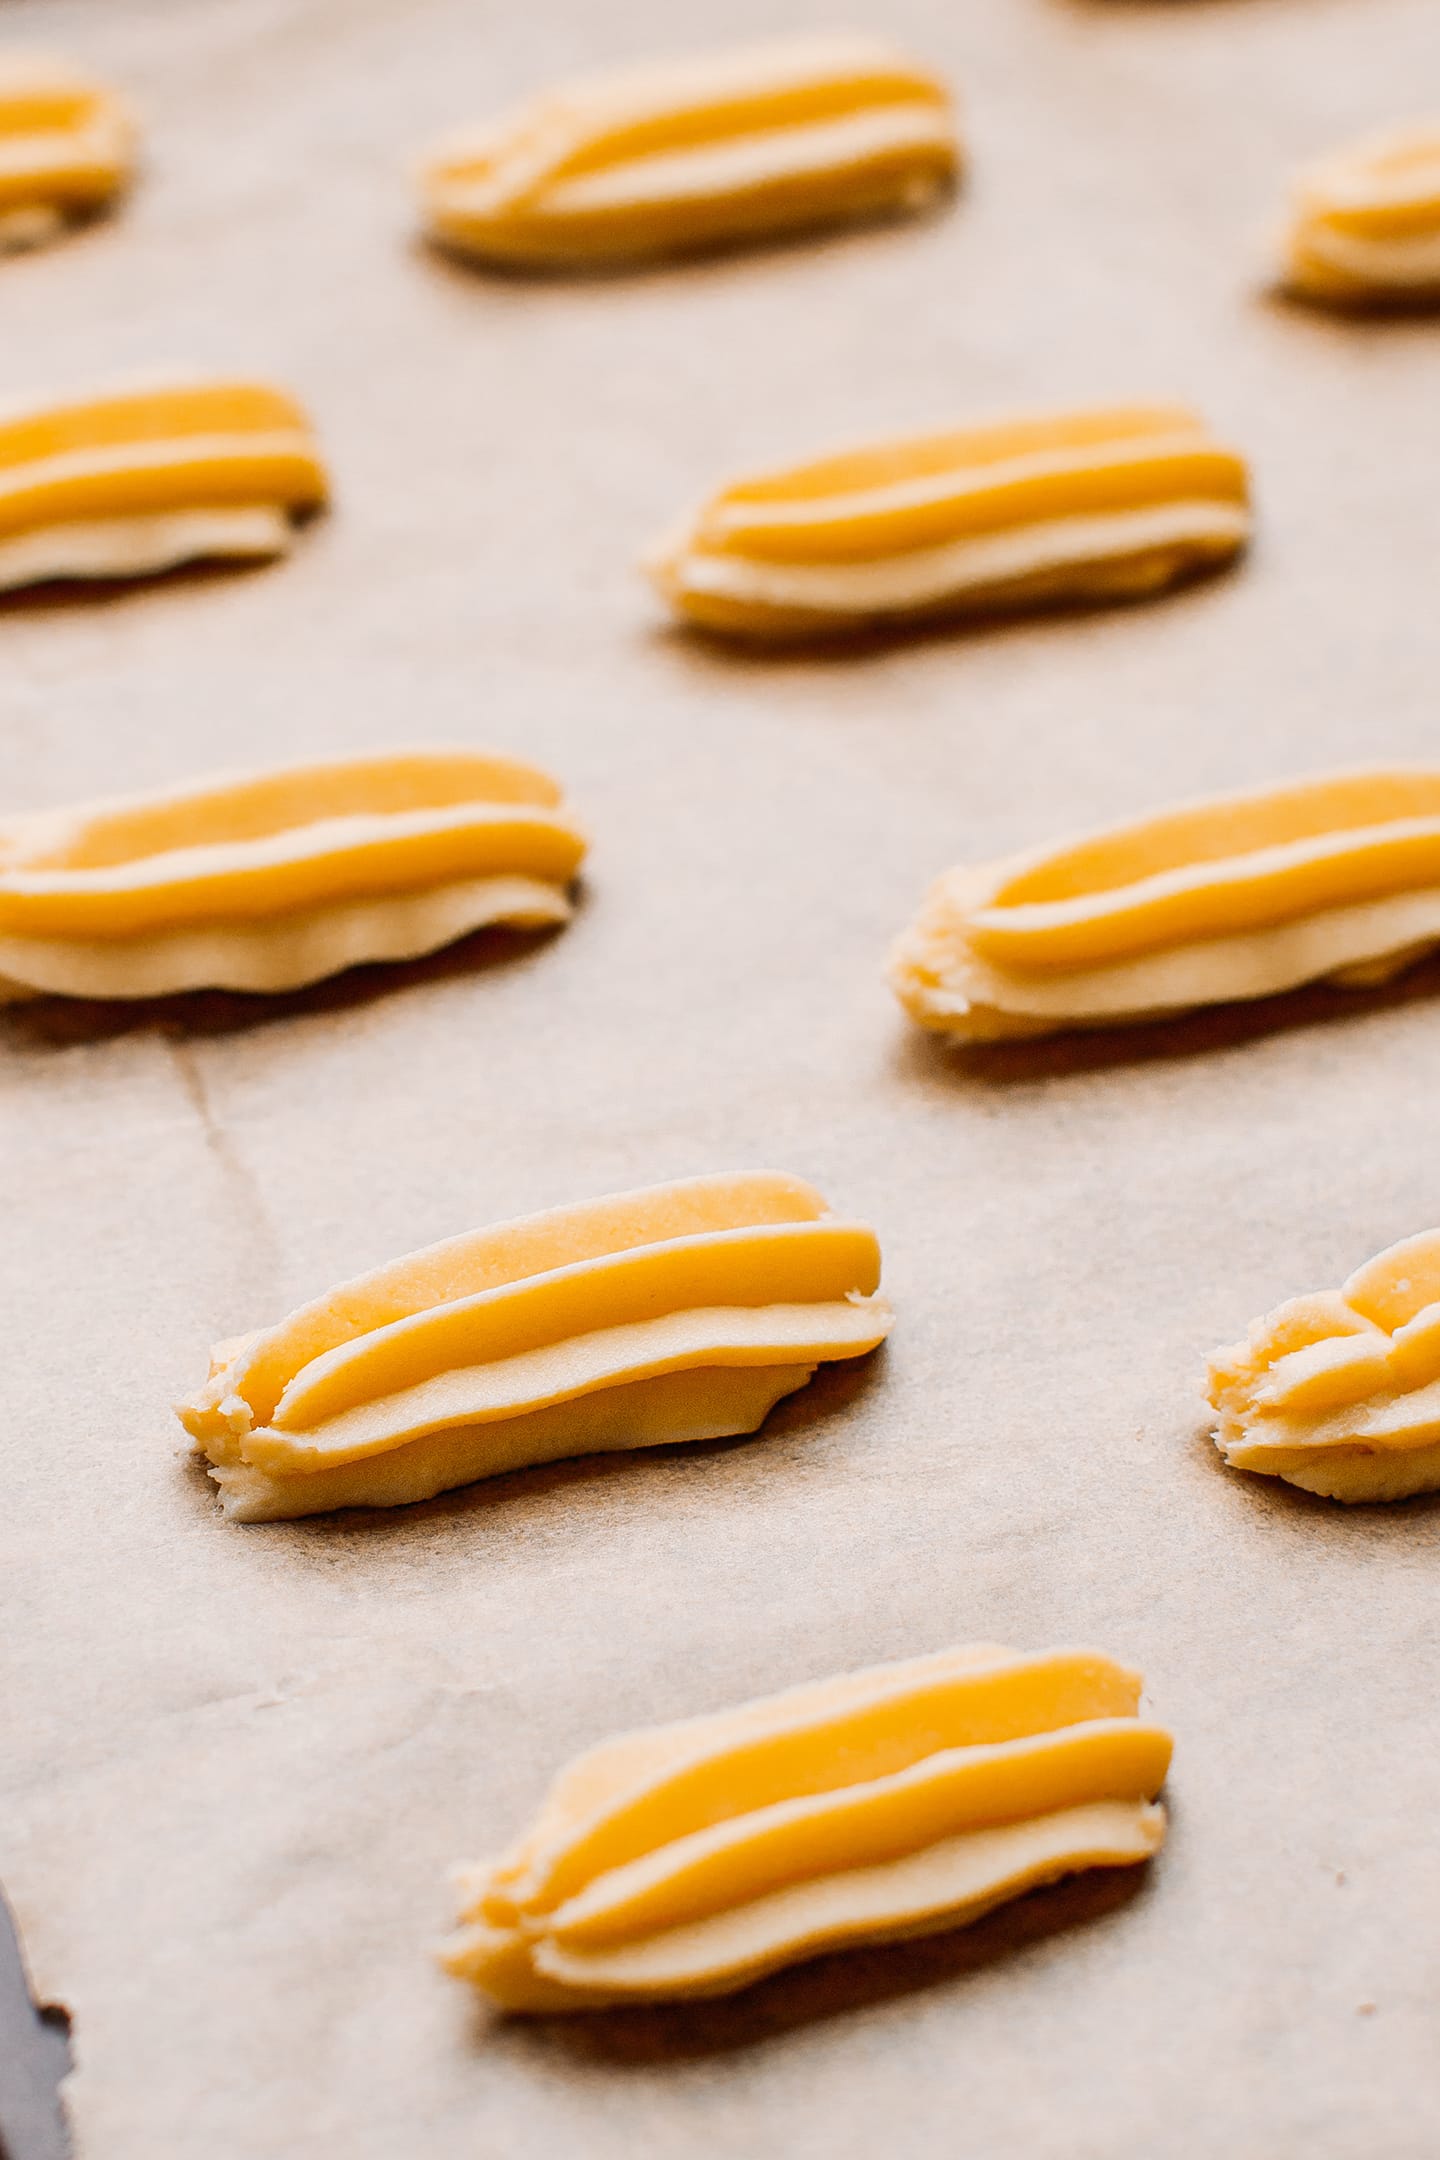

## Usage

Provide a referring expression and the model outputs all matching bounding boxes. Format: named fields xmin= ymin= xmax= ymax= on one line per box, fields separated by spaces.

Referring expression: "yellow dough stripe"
xmin=647 ymin=404 xmax=1249 ymax=639
xmin=444 ymin=1643 xmax=1169 ymax=2006
xmin=177 ymin=1173 xmax=892 ymax=1517
xmin=421 ymin=35 xmax=958 ymax=267
xmin=1209 ymin=1229 xmax=1440 ymax=1502
xmin=890 ymin=766 xmax=1440 ymax=1042
xmin=1282 ymin=124 xmax=1440 ymax=302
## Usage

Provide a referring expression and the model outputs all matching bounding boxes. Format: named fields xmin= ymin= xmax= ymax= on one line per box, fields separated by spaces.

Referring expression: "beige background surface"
xmin=3 ymin=0 xmax=1440 ymax=2153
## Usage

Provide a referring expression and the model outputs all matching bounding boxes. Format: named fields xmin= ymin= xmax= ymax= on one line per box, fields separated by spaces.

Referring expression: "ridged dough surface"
xmin=890 ymin=767 xmax=1440 ymax=1041
xmin=420 ymin=35 xmax=958 ymax=268
xmin=177 ymin=1172 xmax=892 ymax=1519
xmin=0 ymin=748 xmax=586 ymax=1000
xmin=0 ymin=377 xmax=328 ymax=590
xmin=442 ymin=1643 xmax=1170 ymax=2007
xmin=1282 ymin=124 xmax=1440 ymax=303
xmin=1209 ymin=1229 xmax=1440 ymax=1500
xmin=0 ymin=53 xmax=133 ymax=247
xmin=647 ymin=404 xmax=1249 ymax=640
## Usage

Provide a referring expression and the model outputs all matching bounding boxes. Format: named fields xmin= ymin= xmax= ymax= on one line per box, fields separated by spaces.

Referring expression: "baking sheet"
xmin=3 ymin=0 xmax=1440 ymax=2153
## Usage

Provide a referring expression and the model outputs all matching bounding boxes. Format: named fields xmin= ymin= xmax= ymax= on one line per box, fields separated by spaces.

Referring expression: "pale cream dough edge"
xmin=0 ymin=872 xmax=572 ymax=1002
xmin=0 ymin=505 xmax=294 ymax=592
xmin=204 ymin=1361 xmax=818 ymax=1519
xmin=1213 ymin=1424 xmax=1440 ymax=1504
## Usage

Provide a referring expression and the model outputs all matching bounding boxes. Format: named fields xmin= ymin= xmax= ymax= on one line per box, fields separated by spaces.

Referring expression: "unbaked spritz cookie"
xmin=177 ymin=1172 xmax=891 ymax=1520
xmin=0 ymin=53 xmax=135 ymax=252
xmin=0 ymin=749 xmax=585 ymax=1003
xmin=1280 ymin=123 xmax=1440 ymax=305
xmin=646 ymin=404 xmax=1249 ymax=641
xmin=1209 ymin=1229 xmax=1440 ymax=1501
xmin=0 ymin=377 xmax=327 ymax=594
xmin=419 ymin=35 xmax=958 ymax=269
xmin=441 ymin=1643 xmax=1171 ymax=2009
xmin=890 ymin=768 xmax=1440 ymax=1043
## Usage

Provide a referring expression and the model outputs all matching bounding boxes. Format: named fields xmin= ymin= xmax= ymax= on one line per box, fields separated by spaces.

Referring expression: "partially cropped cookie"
xmin=646 ymin=404 xmax=1249 ymax=641
xmin=1280 ymin=123 xmax=1440 ymax=305
xmin=0 ymin=748 xmax=585 ymax=1002
xmin=891 ymin=767 xmax=1440 ymax=1043
xmin=177 ymin=1172 xmax=891 ymax=1521
xmin=0 ymin=377 xmax=327 ymax=593
xmin=0 ymin=54 xmax=134 ymax=252
xmin=419 ymin=35 xmax=958 ymax=269
xmin=1209 ymin=1231 xmax=1440 ymax=1502
xmin=441 ymin=1642 xmax=1170 ymax=2009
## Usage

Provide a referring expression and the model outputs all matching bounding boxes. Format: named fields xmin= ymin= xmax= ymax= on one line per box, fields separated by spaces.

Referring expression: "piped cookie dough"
xmin=890 ymin=767 xmax=1440 ymax=1043
xmin=1209 ymin=1229 xmax=1440 ymax=1501
xmin=0 ymin=53 xmax=134 ymax=252
xmin=646 ymin=404 xmax=1249 ymax=641
xmin=1280 ymin=123 xmax=1440 ymax=305
xmin=177 ymin=1172 xmax=892 ymax=1521
xmin=419 ymin=35 xmax=958 ymax=268
xmin=441 ymin=1642 xmax=1170 ymax=2009
xmin=0 ymin=377 xmax=328 ymax=593
xmin=0 ymin=748 xmax=586 ymax=1002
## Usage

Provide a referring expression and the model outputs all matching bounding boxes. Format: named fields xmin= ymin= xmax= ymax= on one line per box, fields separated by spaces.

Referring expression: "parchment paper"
xmin=3 ymin=0 xmax=1439 ymax=2154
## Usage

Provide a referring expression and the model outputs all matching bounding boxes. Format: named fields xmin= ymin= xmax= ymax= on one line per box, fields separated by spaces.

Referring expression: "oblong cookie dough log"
xmin=0 ymin=748 xmax=587 ymax=1001
xmin=1279 ymin=123 xmax=1440 ymax=305
xmin=890 ymin=767 xmax=1440 ymax=1042
xmin=178 ymin=1172 xmax=892 ymax=1518
xmin=0 ymin=377 xmax=327 ymax=591
xmin=0 ymin=54 xmax=135 ymax=252
xmin=442 ymin=1642 xmax=1170 ymax=2008
xmin=647 ymin=403 xmax=1249 ymax=641
xmin=1209 ymin=1228 xmax=1440 ymax=1501
xmin=419 ymin=36 xmax=959 ymax=269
